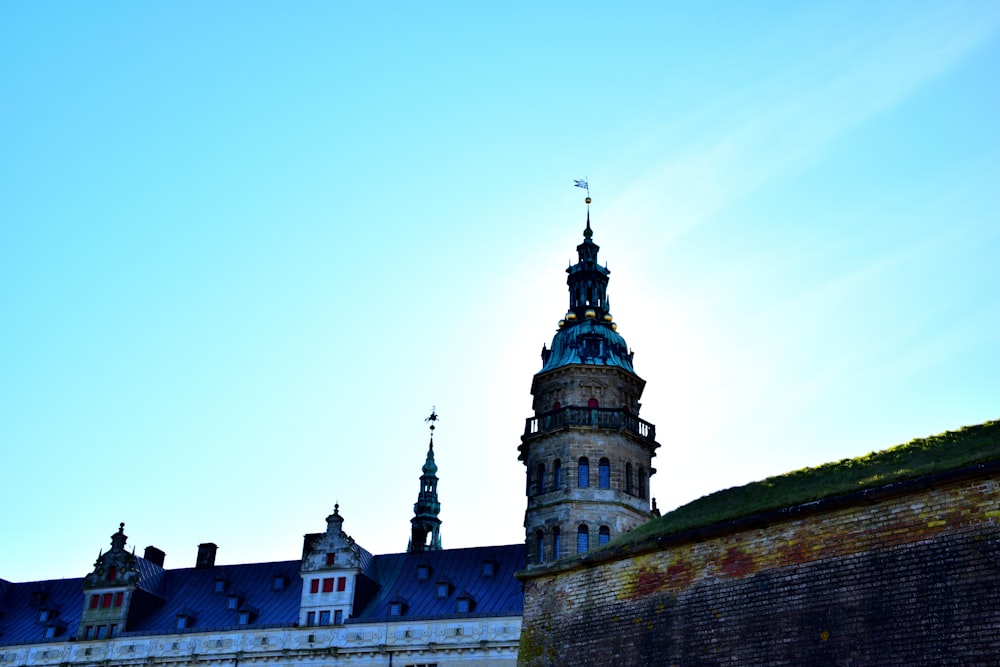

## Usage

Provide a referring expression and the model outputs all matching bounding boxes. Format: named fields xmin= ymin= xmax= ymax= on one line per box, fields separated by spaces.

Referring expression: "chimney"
xmin=196 ymin=543 xmax=218 ymax=569
xmin=143 ymin=545 xmax=166 ymax=567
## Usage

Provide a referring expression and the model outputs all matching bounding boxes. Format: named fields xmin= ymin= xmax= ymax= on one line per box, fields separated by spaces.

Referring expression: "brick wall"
xmin=518 ymin=465 xmax=1000 ymax=666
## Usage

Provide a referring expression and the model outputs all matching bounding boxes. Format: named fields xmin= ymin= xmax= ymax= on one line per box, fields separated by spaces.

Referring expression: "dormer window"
xmin=272 ymin=575 xmax=286 ymax=591
xmin=456 ymin=597 xmax=472 ymax=613
xmin=213 ymin=578 xmax=227 ymax=593
xmin=44 ymin=626 xmax=56 ymax=639
xmin=38 ymin=609 xmax=51 ymax=623
xmin=226 ymin=594 xmax=243 ymax=610
xmin=387 ymin=595 xmax=407 ymax=617
xmin=416 ymin=565 xmax=430 ymax=581
xmin=481 ymin=560 xmax=495 ymax=577
xmin=237 ymin=611 xmax=251 ymax=625
xmin=326 ymin=553 xmax=336 ymax=566
xmin=436 ymin=580 xmax=451 ymax=599
xmin=176 ymin=608 xmax=197 ymax=629
xmin=106 ymin=566 xmax=117 ymax=582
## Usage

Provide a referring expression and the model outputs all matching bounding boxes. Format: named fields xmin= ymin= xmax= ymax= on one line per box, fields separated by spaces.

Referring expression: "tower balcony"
xmin=522 ymin=406 xmax=656 ymax=445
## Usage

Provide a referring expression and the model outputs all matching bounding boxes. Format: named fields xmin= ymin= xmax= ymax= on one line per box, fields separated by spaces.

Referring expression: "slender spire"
xmin=408 ymin=408 xmax=442 ymax=553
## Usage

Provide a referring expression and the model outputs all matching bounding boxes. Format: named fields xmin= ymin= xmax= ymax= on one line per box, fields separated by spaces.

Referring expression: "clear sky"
xmin=2 ymin=2 xmax=999 ymax=583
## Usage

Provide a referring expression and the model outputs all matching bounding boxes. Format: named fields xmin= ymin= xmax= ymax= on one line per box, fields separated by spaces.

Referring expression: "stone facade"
xmin=518 ymin=463 xmax=1000 ymax=666
xmin=1 ymin=618 xmax=521 ymax=667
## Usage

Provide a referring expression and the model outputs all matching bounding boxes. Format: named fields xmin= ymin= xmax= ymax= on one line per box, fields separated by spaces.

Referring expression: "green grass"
xmin=615 ymin=420 xmax=1000 ymax=550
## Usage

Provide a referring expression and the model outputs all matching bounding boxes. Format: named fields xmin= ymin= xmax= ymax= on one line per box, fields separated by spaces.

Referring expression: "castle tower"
xmin=519 ymin=212 xmax=659 ymax=566
xmin=408 ymin=409 xmax=443 ymax=553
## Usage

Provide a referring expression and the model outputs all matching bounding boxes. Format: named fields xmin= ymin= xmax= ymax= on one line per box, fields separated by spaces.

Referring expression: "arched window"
xmin=553 ymin=527 xmax=561 ymax=560
xmin=577 ymin=457 xmax=590 ymax=488
xmin=587 ymin=397 xmax=599 ymax=408
xmin=599 ymin=526 xmax=611 ymax=546
xmin=536 ymin=462 xmax=546 ymax=495
xmin=625 ymin=462 xmax=634 ymax=495
xmin=638 ymin=465 xmax=647 ymax=499
xmin=577 ymin=525 xmax=590 ymax=554
xmin=598 ymin=457 xmax=610 ymax=489
xmin=535 ymin=530 xmax=545 ymax=564
xmin=106 ymin=566 xmax=117 ymax=582
xmin=553 ymin=459 xmax=562 ymax=491
xmin=553 ymin=401 xmax=561 ymax=411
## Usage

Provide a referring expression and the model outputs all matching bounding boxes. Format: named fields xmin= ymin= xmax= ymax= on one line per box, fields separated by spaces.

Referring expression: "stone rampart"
xmin=518 ymin=462 xmax=1000 ymax=666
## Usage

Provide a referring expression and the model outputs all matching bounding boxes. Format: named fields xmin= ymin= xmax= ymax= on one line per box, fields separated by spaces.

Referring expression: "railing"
xmin=523 ymin=406 xmax=656 ymax=443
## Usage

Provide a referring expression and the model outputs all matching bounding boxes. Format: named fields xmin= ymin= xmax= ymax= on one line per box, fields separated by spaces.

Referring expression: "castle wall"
xmin=518 ymin=464 xmax=1000 ymax=666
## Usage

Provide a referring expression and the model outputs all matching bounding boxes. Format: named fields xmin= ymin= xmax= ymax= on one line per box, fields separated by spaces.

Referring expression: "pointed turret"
xmin=409 ymin=409 xmax=443 ymax=553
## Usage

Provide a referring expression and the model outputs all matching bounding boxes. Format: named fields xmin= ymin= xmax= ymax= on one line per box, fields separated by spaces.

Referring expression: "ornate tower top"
xmin=408 ymin=408 xmax=443 ymax=553
xmin=540 ymin=213 xmax=636 ymax=374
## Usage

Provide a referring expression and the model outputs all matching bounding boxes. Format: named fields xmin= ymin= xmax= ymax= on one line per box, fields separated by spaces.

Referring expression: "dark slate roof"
xmin=355 ymin=544 xmax=524 ymax=621
xmin=0 ymin=576 xmax=87 ymax=645
xmin=0 ymin=544 xmax=525 ymax=646
xmin=125 ymin=559 xmax=303 ymax=635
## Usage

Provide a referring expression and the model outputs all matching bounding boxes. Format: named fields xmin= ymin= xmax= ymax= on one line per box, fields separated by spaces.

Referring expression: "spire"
xmin=409 ymin=408 xmax=442 ymax=553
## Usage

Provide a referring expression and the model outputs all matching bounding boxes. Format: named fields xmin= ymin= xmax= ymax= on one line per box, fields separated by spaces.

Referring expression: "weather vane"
xmin=425 ymin=407 xmax=439 ymax=440
xmin=574 ymin=178 xmax=591 ymax=205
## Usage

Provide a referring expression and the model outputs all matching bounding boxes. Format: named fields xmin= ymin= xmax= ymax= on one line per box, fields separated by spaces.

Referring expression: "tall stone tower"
xmin=519 ymin=213 xmax=659 ymax=566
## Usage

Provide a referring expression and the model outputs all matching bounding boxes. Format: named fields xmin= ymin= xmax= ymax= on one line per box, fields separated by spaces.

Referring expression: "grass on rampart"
xmin=616 ymin=419 xmax=1000 ymax=549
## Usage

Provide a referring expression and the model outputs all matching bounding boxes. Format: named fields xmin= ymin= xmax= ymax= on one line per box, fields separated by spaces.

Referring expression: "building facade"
xmin=0 ymin=448 xmax=524 ymax=667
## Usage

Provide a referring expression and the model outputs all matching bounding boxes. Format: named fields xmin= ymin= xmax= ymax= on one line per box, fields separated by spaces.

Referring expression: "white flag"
xmin=574 ymin=179 xmax=589 ymax=190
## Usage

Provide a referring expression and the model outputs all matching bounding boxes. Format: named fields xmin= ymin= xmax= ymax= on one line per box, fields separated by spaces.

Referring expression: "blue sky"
xmin=2 ymin=2 xmax=998 ymax=583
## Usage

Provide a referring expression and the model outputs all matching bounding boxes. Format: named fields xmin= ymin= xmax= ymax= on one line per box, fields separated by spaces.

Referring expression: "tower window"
xmin=553 ymin=527 xmax=561 ymax=560
xmin=587 ymin=397 xmax=599 ymax=408
xmin=553 ymin=459 xmax=562 ymax=491
xmin=535 ymin=463 xmax=546 ymax=495
xmin=577 ymin=525 xmax=590 ymax=554
xmin=638 ymin=466 xmax=647 ymax=499
xmin=598 ymin=458 xmax=610 ymax=489
xmin=578 ymin=457 xmax=590 ymax=488
xmin=599 ymin=526 xmax=611 ymax=546
xmin=535 ymin=530 xmax=545 ymax=564
xmin=626 ymin=462 xmax=634 ymax=495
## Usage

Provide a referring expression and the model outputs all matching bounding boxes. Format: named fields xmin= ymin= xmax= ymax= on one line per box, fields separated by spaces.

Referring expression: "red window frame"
xmin=101 ymin=593 xmax=113 ymax=608
xmin=114 ymin=592 xmax=124 ymax=607
xmin=89 ymin=595 xmax=99 ymax=609
xmin=336 ymin=577 xmax=346 ymax=592
xmin=310 ymin=579 xmax=319 ymax=594
xmin=322 ymin=578 xmax=334 ymax=593
xmin=325 ymin=553 xmax=336 ymax=565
